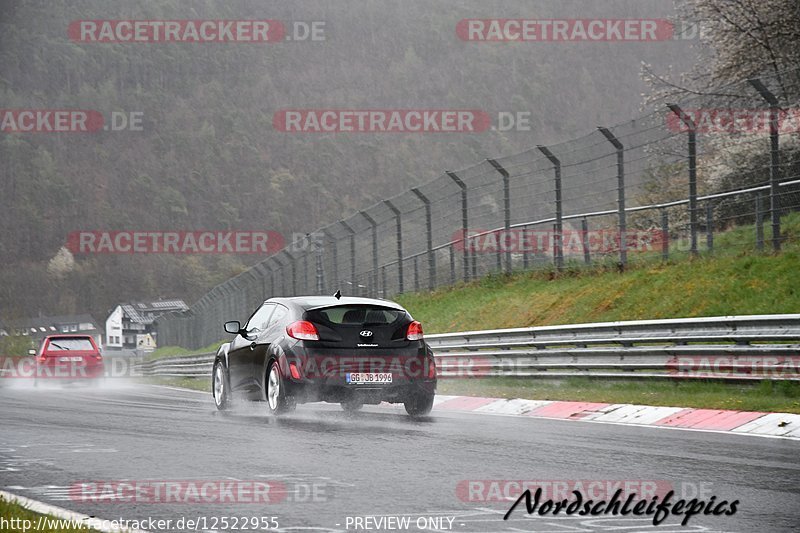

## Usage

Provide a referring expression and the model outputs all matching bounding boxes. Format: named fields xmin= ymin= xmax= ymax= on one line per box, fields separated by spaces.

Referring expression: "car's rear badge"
xmin=360 ymin=330 xmax=373 ymax=337
xmin=357 ymin=343 xmax=378 ymax=347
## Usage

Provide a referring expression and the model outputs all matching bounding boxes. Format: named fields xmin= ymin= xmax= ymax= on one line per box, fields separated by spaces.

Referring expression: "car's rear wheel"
xmin=266 ymin=361 xmax=294 ymax=416
xmin=212 ymin=361 xmax=231 ymax=411
xmin=404 ymin=391 xmax=434 ymax=416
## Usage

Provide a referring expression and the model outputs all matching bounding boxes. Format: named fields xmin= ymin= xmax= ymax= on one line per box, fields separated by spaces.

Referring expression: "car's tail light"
xmin=427 ymin=357 xmax=437 ymax=379
xmin=289 ymin=362 xmax=301 ymax=380
xmin=406 ymin=321 xmax=424 ymax=341
xmin=286 ymin=321 xmax=319 ymax=341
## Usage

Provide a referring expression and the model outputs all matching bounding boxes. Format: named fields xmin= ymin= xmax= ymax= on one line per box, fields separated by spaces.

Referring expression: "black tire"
xmin=265 ymin=361 xmax=294 ymax=415
xmin=212 ymin=360 xmax=231 ymax=411
xmin=341 ymin=398 xmax=363 ymax=414
xmin=404 ymin=391 xmax=435 ymax=417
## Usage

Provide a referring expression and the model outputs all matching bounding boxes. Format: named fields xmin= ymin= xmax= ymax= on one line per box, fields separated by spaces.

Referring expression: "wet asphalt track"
xmin=1 ymin=382 xmax=798 ymax=532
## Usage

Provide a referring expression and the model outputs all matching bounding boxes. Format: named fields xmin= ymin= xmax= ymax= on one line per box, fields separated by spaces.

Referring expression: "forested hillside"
xmin=0 ymin=0 xmax=697 ymax=320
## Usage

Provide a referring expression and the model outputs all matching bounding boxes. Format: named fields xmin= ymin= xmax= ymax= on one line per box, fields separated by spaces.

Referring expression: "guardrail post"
xmin=756 ymin=192 xmax=765 ymax=251
xmin=749 ymin=78 xmax=782 ymax=251
xmin=359 ymin=210 xmax=379 ymax=297
xmin=598 ymin=127 xmax=627 ymax=269
xmin=661 ymin=209 xmax=669 ymax=261
xmin=581 ymin=218 xmax=591 ymax=265
xmin=487 ymin=159 xmax=512 ymax=274
xmin=537 ymin=145 xmax=564 ymax=270
xmin=706 ymin=203 xmax=714 ymax=252
xmin=667 ymin=104 xmax=698 ymax=257
xmin=411 ymin=187 xmax=435 ymax=290
xmin=340 ymin=221 xmax=356 ymax=295
xmin=384 ymin=200 xmax=404 ymax=293
xmin=446 ymin=171 xmax=470 ymax=281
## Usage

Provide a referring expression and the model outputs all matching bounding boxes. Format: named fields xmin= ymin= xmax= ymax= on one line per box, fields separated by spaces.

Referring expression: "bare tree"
xmin=644 ymin=0 xmax=800 ymax=104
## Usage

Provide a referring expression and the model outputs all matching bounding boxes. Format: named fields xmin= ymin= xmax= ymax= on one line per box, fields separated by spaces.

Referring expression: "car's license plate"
xmin=346 ymin=372 xmax=392 ymax=384
xmin=60 ymin=356 xmax=83 ymax=362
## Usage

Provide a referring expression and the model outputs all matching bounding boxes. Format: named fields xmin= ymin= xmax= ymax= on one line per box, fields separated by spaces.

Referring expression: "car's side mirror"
xmin=28 ymin=349 xmax=36 ymax=356
xmin=224 ymin=321 xmax=242 ymax=335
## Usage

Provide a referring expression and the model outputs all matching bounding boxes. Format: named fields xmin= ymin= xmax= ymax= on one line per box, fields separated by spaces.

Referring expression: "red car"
xmin=30 ymin=334 xmax=104 ymax=385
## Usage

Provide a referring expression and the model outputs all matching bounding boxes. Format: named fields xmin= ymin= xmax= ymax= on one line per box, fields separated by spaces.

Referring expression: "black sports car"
xmin=212 ymin=295 xmax=437 ymax=416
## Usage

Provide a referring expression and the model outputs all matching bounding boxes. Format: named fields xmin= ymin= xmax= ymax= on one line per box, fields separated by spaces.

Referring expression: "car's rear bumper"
xmin=284 ymin=378 xmax=436 ymax=404
xmin=279 ymin=342 xmax=436 ymax=404
xmin=34 ymin=362 xmax=104 ymax=380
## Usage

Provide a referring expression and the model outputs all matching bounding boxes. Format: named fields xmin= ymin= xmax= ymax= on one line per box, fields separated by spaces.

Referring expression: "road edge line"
xmin=0 ymin=490 xmax=150 ymax=533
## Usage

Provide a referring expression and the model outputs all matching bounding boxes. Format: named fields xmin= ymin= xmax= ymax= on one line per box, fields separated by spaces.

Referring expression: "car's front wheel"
xmin=266 ymin=361 xmax=295 ymax=416
xmin=212 ymin=361 xmax=231 ymax=411
xmin=404 ymin=391 xmax=434 ymax=417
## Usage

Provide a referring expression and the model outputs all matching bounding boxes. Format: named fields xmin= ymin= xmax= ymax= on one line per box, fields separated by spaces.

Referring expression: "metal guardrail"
xmin=138 ymin=315 xmax=800 ymax=382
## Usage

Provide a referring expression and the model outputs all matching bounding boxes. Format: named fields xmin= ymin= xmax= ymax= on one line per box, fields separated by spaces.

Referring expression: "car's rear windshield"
xmin=309 ymin=306 xmax=406 ymax=326
xmin=46 ymin=338 xmax=94 ymax=351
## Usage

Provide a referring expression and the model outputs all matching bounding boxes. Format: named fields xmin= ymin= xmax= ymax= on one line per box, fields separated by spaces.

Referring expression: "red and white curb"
xmin=427 ymin=395 xmax=800 ymax=440
xmin=0 ymin=490 xmax=149 ymax=533
xmin=154 ymin=385 xmax=800 ymax=440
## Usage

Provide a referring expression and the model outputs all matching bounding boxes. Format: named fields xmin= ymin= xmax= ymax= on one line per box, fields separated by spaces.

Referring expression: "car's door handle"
xmin=249 ymin=342 xmax=256 ymax=351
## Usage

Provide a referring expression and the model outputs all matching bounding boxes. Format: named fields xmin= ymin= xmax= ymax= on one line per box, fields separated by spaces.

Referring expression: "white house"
xmin=105 ymin=300 xmax=187 ymax=350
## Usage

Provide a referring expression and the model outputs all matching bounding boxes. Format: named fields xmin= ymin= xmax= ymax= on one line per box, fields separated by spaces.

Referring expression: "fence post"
xmin=749 ymin=78 xmax=782 ymax=251
xmin=661 ymin=209 xmax=669 ymax=261
xmin=487 ymin=159 xmax=512 ymax=274
xmin=449 ymin=247 xmax=455 ymax=284
xmin=359 ymin=210 xmax=379 ymax=297
xmin=413 ymin=256 xmax=419 ymax=292
xmin=322 ymin=229 xmax=337 ymax=292
xmin=411 ymin=187 xmax=435 ymax=290
xmin=446 ymin=171 xmax=470 ymax=281
xmin=267 ymin=265 xmax=275 ymax=297
xmin=384 ymin=200 xmax=404 ymax=293
xmin=315 ymin=233 xmax=325 ymax=293
xmin=756 ymin=192 xmax=765 ymax=251
xmin=303 ymin=252 xmax=309 ymax=294
xmin=706 ymin=203 xmax=714 ymax=252
xmin=581 ymin=218 xmax=591 ymax=265
xmin=283 ymin=250 xmax=297 ymax=296
xmin=537 ymin=145 xmax=564 ymax=270
xmin=340 ymin=221 xmax=356 ymax=296
xmin=598 ymin=127 xmax=627 ymax=269
xmin=667 ymin=104 xmax=698 ymax=256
